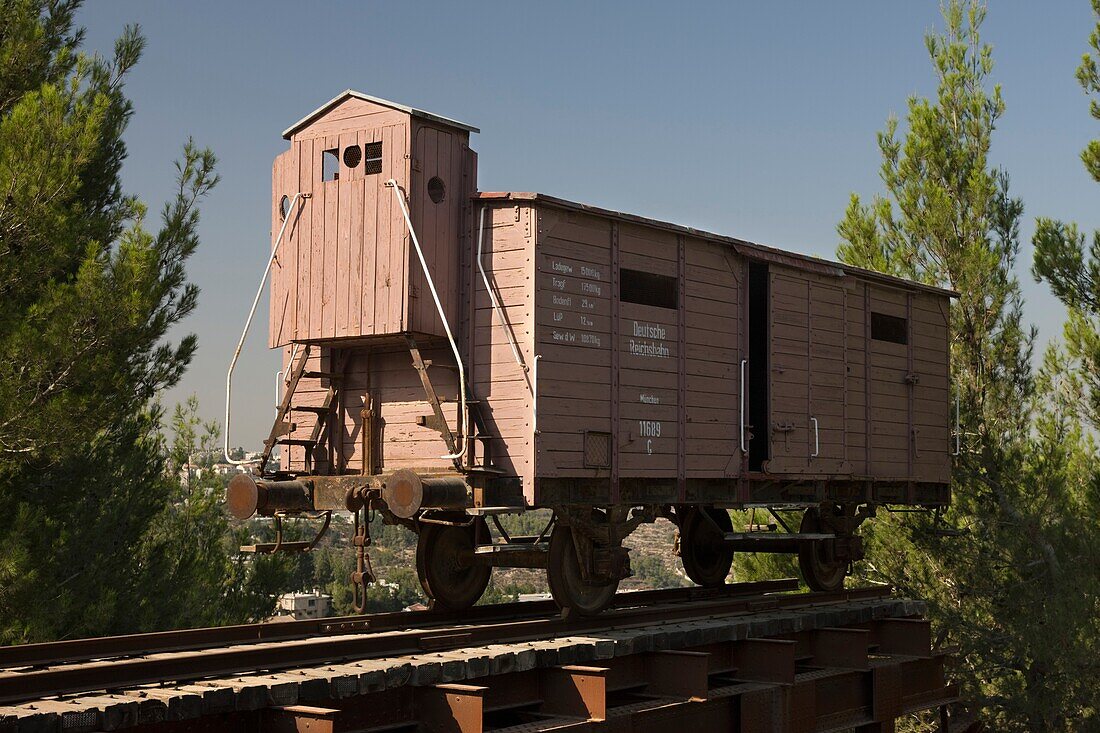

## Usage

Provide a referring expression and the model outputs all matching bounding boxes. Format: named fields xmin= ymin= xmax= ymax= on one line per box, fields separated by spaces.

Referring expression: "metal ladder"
xmin=258 ymin=344 xmax=346 ymax=477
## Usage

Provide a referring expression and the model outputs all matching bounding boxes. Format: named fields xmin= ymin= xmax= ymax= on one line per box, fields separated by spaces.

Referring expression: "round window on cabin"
xmin=428 ymin=176 xmax=446 ymax=204
xmin=343 ymin=145 xmax=362 ymax=168
xmin=279 ymin=195 xmax=290 ymax=221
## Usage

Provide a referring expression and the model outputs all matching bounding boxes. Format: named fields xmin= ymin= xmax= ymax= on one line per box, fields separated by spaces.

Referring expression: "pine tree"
xmin=837 ymin=2 xmax=1099 ymax=728
xmin=0 ymin=1 xmax=275 ymax=640
xmin=1033 ymin=0 xmax=1100 ymax=430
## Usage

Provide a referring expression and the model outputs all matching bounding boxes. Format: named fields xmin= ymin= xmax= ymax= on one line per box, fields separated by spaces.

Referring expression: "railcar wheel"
xmin=798 ymin=508 xmax=847 ymax=592
xmin=547 ymin=524 xmax=619 ymax=617
xmin=679 ymin=506 xmax=735 ymax=587
xmin=416 ymin=516 xmax=491 ymax=610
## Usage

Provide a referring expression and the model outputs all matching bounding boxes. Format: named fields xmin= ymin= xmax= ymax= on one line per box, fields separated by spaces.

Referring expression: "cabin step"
xmin=278 ymin=438 xmax=318 ymax=448
xmin=292 ymin=405 xmax=331 ymax=414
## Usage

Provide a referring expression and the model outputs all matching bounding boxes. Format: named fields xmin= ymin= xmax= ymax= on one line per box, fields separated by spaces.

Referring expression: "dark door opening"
xmin=748 ymin=262 xmax=769 ymax=471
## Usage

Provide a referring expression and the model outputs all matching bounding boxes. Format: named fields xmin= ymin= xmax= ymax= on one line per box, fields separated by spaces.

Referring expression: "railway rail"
xmin=2 ymin=580 xmax=808 ymax=704
xmin=0 ymin=583 xmax=962 ymax=732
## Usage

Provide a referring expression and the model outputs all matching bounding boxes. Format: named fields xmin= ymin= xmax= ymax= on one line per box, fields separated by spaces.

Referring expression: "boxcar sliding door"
xmin=807 ymin=280 xmax=849 ymax=474
xmin=767 ymin=270 xmax=848 ymax=475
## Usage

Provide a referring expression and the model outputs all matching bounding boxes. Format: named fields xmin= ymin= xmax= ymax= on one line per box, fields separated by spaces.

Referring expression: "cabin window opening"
xmin=620 ymin=268 xmax=678 ymax=309
xmin=871 ymin=312 xmax=908 ymax=344
xmin=427 ymin=176 xmax=446 ymax=204
xmin=279 ymin=195 xmax=290 ymax=221
xmin=321 ymin=148 xmax=339 ymax=182
xmin=342 ymin=145 xmax=362 ymax=168
xmin=748 ymin=262 xmax=770 ymax=471
xmin=364 ymin=142 xmax=383 ymax=174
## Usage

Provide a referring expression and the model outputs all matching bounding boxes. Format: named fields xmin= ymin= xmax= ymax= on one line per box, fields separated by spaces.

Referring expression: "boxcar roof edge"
xmin=475 ymin=191 xmax=958 ymax=298
xmin=282 ymin=89 xmax=481 ymax=139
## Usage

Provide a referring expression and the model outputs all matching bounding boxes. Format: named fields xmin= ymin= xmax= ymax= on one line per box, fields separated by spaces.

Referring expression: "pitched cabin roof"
xmin=282 ymin=90 xmax=480 ymax=140
xmin=475 ymin=191 xmax=958 ymax=298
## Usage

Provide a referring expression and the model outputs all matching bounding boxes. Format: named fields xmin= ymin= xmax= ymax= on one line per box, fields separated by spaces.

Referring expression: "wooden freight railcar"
xmin=227 ymin=91 xmax=954 ymax=615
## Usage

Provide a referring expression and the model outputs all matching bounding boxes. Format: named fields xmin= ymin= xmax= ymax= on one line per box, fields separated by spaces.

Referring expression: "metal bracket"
xmin=406 ymin=334 xmax=461 ymax=470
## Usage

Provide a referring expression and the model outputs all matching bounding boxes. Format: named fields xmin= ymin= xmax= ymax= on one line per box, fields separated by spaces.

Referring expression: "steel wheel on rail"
xmin=798 ymin=508 xmax=847 ymax=592
xmin=416 ymin=516 xmax=491 ymax=611
xmin=679 ymin=506 xmax=735 ymax=587
xmin=547 ymin=524 xmax=619 ymax=617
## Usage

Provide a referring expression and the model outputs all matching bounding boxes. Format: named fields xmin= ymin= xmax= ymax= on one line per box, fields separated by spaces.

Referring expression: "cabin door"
xmin=767 ymin=272 xmax=848 ymax=475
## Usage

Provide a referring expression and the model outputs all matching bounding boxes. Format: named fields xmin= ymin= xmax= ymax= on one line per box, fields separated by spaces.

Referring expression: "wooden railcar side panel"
xmin=808 ymin=279 xmax=849 ymax=475
xmin=295 ymin=139 xmax=315 ymax=343
xmin=409 ymin=123 xmax=471 ymax=339
xmin=269 ymin=150 xmax=297 ymax=348
xmin=533 ymin=209 xmax=613 ymax=490
xmin=910 ymin=292 xmax=951 ymax=483
xmin=768 ymin=271 xmax=811 ymax=474
xmin=282 ymin=346 xmax=459 ymax=475
xmin=272 ymin=101 xmax=412 ymax=343
xmin=617 ymin=223 xmax=680 ymax=477
xmin=867 ymin=287 xmax=911 ymax=478
xmin=469 ymin=205 xmax=535 ymax=492
xmin=684 ymin=237 xmax=740 ymax=477
xmin=844 ymin=281 xmax=868 ymax=477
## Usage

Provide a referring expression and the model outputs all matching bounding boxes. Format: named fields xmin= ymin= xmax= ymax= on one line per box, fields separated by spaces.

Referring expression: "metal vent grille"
xmin=364 ymin=142 xmax=383 ymax=174
xmin=584 ymin=431 xmax=611 ymax=468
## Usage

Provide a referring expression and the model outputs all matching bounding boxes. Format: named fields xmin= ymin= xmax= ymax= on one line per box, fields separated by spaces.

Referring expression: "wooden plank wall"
xmin=617 ymin=223 xmax=680 ymax=477
xmin=768 ymin=271 xmax=811 ymax=474
xmin=533 ymin=209 xmax=613 ymax=481
xmin=867 ymin=287 xmax=910 ymax=478
xmin=269 ymin=97 xmax=412 ymax=346
xmin=684 ymin=238 xmax=740 ymax=477
xmin=469 ymin=206 xmax=536 ymax=491
xmin=280 ymin=345 xmax=459 ymax=475
xmin=532 ymin=214 xmax=744 ymax=492
xmin=910 ymin=292 xmax=951 ymax=483
xmin=269 ymin=151 xmax=297 ymax=347
xmin=845 ymin=281 xmax=868 ymax=477
xmin=410 ymin=123 xmax=470 ymax=338
xmin=808 ymin=279 xmax=848 ymax=475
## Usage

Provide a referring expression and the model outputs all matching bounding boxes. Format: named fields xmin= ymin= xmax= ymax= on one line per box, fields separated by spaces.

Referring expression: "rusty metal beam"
xmin=542 ymin=665 xmax=607 ymax=722
xmin=417 ymin=684 xmax=486 ymax=733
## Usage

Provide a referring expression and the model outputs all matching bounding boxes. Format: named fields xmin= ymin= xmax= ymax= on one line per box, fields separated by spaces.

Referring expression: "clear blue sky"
xmin=77 ymin=1 xmax=1098 ymax=449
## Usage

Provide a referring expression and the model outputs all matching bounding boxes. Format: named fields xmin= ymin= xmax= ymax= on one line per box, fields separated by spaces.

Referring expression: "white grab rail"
xmin=532 ymin=354 xmax=542 ymax=434
xmin=477 ymin=206 xmax=527 ymax=372
xmin=386 ymin=179 xmax=467 ymax=460
xmin=810 ymin=417 xmax=819 ymax=458
xmin=224 ymin=192 xmax=308 ymax=465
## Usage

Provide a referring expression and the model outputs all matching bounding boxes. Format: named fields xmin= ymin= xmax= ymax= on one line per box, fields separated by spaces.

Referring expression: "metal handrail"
xmin=533 ymin=354 xmax=542 ymax=434
xmin=386 ymin=179 xmax=467 ymax=460
xmin=739 ymin=359 xmax=748 ymax=453
xmin=224 ymin=192 xmax=308 ymax=465
xmin=477 ymin=206 xmax=527 ymax=373
xmin=810 ymin=417 xmax=819 ymax=458
xmin=952 ymin=393 xmax=961 ymax=456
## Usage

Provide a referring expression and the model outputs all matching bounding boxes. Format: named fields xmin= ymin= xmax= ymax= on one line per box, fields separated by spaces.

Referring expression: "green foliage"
xmin=728 ymin=510 xmax=800 ymax=586
xmin=0 ymin=1 xmax=255 ymax=641
xmin=1033 ymin=0 xmax=1100 ymax=432
xmin=838 ymin=2 xmax=1100 ymax=728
